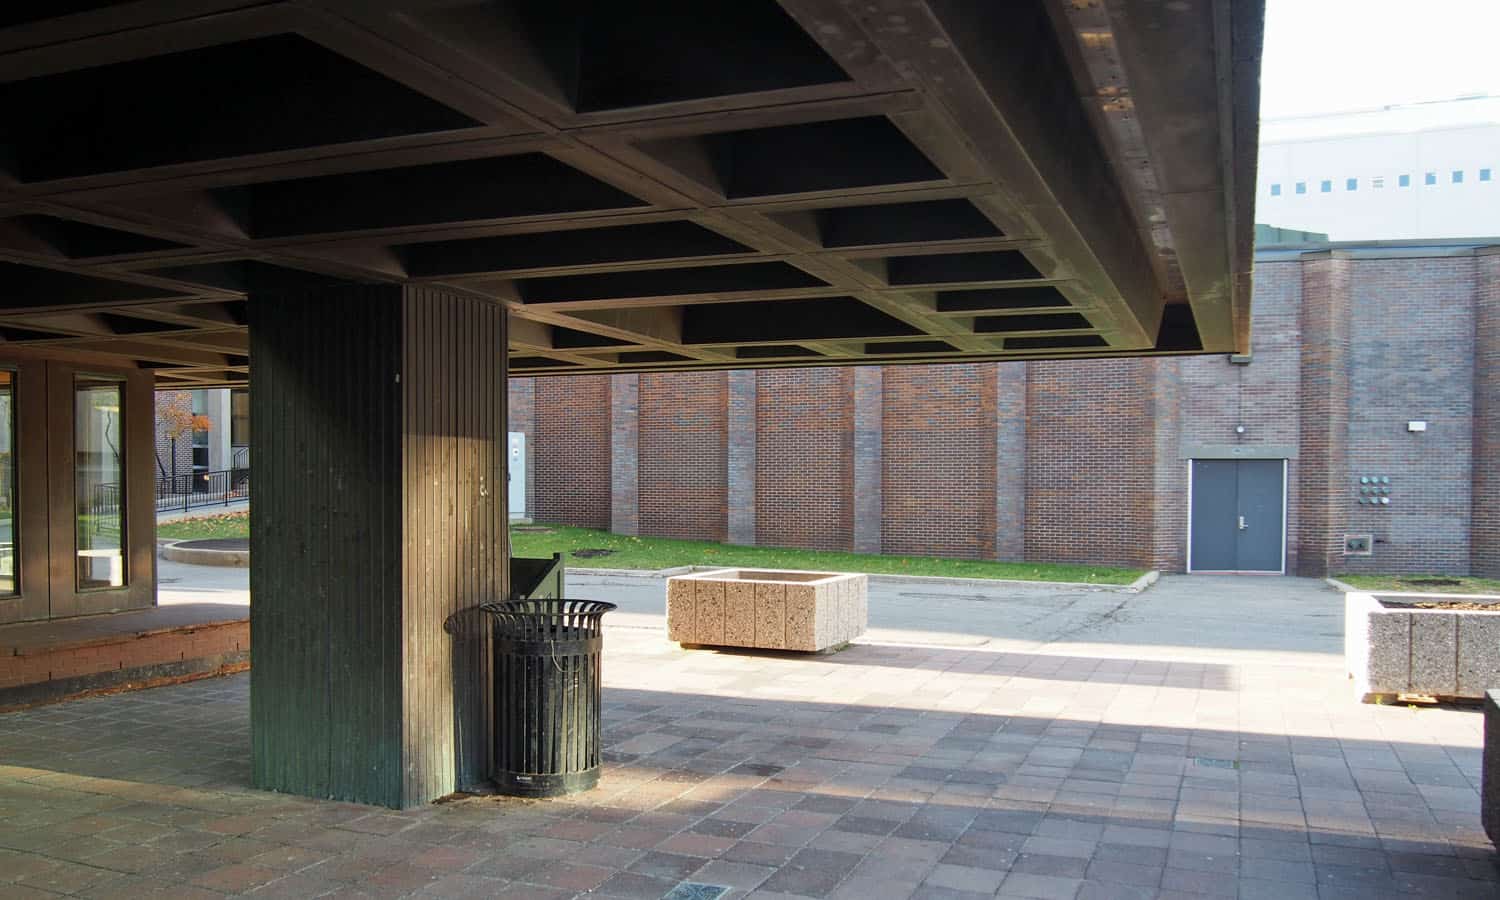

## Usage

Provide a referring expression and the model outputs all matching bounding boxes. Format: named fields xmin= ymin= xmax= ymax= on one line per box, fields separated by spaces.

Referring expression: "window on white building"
xmin=1399 ymin=174 xmax=1411 ymax=187
xmin=1453 ymin=170 xmax=1464 ymax=184
xmin=1346 ymin=178 xmax=1358 ymax=191
xmin=1372 ymin=177 xmax=1384 ymax=188
xmin=1425 ymin=172 xmax=1437 ymax=185
xmin=1295 ymin=181 xmax=1306 ymax=194
xmin=1481 ymin=168 xmax=1492 ymax=182
xmin=1270 ymin=183 xmax=1281 ymax=196
xmin=1320 ymin=179 xmax=1332 ymax=193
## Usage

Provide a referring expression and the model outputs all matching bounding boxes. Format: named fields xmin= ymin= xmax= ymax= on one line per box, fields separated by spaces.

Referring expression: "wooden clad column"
xmin=251 ymin=283 xmax=508 ymax=809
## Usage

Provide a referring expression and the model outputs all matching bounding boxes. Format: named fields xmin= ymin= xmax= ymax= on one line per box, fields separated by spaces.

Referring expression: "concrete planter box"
xmin=1345 ymin=592 xmax=1500 ymax=700
xmin=667 ymin=569 xmax=867 ymax=652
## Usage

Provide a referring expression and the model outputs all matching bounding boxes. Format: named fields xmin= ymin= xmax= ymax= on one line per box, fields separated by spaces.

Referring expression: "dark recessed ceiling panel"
xmin=215 ymin=154 xmax=647 ymax=238
xmin=8 ymin=215 xmax=189 ymax=258
xmin=400 ymin=221 xmax=747 ymax=276
xmin=641 ymin=117 xmax=944 ymax=199
xmin=493 ymin=0 xmax=851 ymax=111
xmin=0 ymin=263 xmax=181 ymax=310
xmin=519 ymin=262 xmax=824 ymax=304
xmin=816 ymin=199 xmax=1002 ymax=248
xmin=887 ymin=251 xmax=1043 ymax=286
xmin=0 ymin=35 xmax=480 ymax=182
xmin=682 ymin=297 xmax=921 ymax=343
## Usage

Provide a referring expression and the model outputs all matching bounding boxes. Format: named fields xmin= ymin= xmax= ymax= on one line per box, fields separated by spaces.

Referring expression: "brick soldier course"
xmin=516 ymin=241 xmax=1500 ymax=576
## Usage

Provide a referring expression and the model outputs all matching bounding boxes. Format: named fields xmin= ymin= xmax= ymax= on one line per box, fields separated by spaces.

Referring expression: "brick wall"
xmin=1473 ymin=252 xmax=1500 ymax=576
xmin=1024 ymin=359 xmax=1155 ymax=568
xmin=994 ymin=363 xmax=1028 ymax=561
xmin=1340 ymin=256 xmax=1475 ymax=574
xmin=533 ymin=375 xmax=610 ymax=528
xmin=882 ymin=363 xmax=997 ymax=558
xmin=1296 ymin=256 xmax=1352 ymax=576
xmin=755 ymin=368 xmax=852 ymax=551
xmin=610 ymin=374 xmax=640 ymax=536
xmin=1 ymin=620 xmax=249 ymax=708
xmin=153 ymin=390 xmax=195 ymax=481
xmin=1147 ymin=358 xmax=1186 ymax=573
xmin=511 ymin=246 xmax=1495 ymax=575
xmin=1177 ymin=260 xmax=1304 ymax=572
xmin=639 ymin=371 xmax=727 ymax=541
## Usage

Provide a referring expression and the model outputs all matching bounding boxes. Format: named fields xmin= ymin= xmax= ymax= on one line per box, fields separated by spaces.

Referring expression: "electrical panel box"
xmin=508 ymin=432 xmax=526 ymax=520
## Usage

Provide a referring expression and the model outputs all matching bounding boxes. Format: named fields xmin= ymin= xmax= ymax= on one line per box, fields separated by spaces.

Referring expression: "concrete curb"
xmin=572 ymin=564 xmax=1157 ymax=593
xmin=159 ymin=539 xmax=249 ymax=568
xmin=1326 ymin=577 xmax=1359 ymax=593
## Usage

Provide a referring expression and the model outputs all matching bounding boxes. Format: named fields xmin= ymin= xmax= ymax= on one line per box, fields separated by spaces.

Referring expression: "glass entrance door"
xmin=75 ymin=376 xmax=126 ymax=590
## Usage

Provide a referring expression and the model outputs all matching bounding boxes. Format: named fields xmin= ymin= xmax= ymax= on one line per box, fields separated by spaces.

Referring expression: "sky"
xmin=1260 ymin=0 xmax=1500 ymax=121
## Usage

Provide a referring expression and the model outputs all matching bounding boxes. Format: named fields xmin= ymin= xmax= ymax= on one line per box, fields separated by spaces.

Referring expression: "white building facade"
xmin=1257 ymin=96 xmax=1500 ymax=240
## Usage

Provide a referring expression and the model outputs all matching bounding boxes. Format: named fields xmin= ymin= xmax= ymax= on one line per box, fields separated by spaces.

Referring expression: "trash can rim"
xmin=478 ymin=598 xmax=617 ymax=615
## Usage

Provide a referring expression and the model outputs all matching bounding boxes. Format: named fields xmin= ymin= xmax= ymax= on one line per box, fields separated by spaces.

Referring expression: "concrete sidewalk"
xmin=581 ymin=572 xmax=1345 ymax=669
xmin=0 ymin=580 xmax=1490 ymax=899
xmin=145 ymin=561 xmax=1344 ymax=668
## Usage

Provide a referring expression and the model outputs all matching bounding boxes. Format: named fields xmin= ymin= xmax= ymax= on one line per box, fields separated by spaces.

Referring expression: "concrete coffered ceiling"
xmin=0 ymin=0 xmax=1262 ymax=386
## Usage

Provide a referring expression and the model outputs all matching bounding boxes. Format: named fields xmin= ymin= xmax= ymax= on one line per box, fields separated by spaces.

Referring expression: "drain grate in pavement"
xmin=1195 ymin=757 xmax=1239 ymax=769
xmin=664 ymin=884 xmax=729 ymax=900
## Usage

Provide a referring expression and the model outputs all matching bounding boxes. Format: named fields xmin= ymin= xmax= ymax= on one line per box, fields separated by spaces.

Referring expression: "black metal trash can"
xmin=482 ymin=598 xmax=616 ymax=798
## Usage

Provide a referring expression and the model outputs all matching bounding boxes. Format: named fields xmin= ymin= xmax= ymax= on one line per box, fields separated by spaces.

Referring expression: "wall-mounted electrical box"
xmin=1344 ymin=534 xmax=1373 ymax=555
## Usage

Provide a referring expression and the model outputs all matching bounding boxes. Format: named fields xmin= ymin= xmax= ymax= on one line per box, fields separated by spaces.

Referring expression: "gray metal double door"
xmin=1189 ymin=459 xmax=1285 ymax=573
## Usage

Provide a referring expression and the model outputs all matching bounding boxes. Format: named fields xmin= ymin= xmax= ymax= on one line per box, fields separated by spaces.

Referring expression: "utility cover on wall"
xmin=1344 ymin=534 xmax=1373 ymax=555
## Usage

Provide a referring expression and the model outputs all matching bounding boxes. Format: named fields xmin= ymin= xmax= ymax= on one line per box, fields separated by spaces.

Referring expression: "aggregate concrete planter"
xmin=1345 ymin=592 xmax=1500 ymax=700
xmin=667 ymin=569 xmax=867 ymax=652
xmin=159 ymin=538 xmax=249 ymax=568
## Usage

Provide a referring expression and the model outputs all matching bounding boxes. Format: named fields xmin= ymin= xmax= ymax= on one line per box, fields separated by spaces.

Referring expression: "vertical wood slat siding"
xmin=250 ymin=285 xmax=402 ymax=807
xmin=402 ymin=287 xmax=507 ymax=803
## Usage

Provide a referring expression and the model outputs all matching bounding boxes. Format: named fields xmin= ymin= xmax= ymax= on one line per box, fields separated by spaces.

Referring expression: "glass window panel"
xmin=231 ymin=389 xmax=250 ymax=447
xmin=0 ymin=371 xmax=15 ymax=596
xmin=76 ymin=376 xmax=126 ymax=590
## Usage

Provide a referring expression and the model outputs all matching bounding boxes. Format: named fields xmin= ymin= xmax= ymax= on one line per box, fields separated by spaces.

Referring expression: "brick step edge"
xmin=0 ymin=651 xmax=249 ymax=712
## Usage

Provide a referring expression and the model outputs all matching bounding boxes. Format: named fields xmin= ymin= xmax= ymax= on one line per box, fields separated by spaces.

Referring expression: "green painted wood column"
xmin=250 ymin=284 xmax=508 ymax=808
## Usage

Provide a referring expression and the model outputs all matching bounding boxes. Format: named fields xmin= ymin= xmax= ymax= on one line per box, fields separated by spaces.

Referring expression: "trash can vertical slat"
xmin=484 ymin=598 xmax=614 ymax=798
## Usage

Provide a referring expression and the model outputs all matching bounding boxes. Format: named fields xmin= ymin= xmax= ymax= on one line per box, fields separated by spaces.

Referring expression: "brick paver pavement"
xmin=0 ymin=613 xmax=1493 ymax=899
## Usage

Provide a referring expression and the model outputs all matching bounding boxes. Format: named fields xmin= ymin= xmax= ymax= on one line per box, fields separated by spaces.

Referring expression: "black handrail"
xmin=155 ymin=466 xmax=250 ymax=513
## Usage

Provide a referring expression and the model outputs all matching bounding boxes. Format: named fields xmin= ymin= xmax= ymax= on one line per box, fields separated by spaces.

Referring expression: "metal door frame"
xmin=1186 ymin=458 xmax=1287 ymax=575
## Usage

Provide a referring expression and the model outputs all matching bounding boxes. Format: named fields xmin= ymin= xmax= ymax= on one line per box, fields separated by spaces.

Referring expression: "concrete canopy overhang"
xmin=0 ymin=0 xmax=1262 ymax=386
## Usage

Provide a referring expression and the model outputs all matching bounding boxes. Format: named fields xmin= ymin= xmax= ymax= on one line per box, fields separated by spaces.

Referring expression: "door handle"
xmin=1238 ymin=516 xmax=1247 ymax=530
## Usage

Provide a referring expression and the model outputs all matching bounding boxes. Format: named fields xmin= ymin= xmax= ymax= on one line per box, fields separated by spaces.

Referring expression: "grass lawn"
xmin=158 ymin=511 xmax=249 ymax=541
xmin=1333 ymin=573 xmax=1500 ymax=595
xmin=155 ymin=514 xmax=1144 ymax=584
xmin=512 ymin=523 xmax=1143 ymax=584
